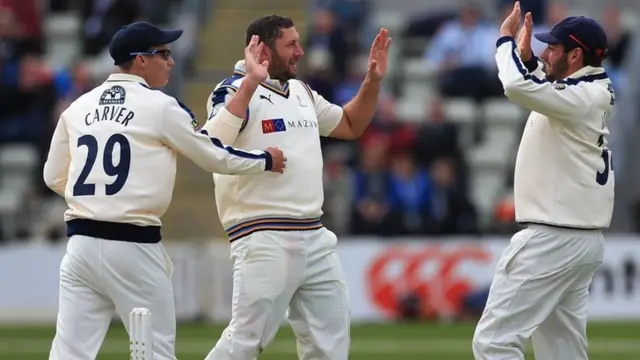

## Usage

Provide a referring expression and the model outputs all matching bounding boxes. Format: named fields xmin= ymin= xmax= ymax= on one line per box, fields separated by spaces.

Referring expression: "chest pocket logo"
xmin=296 ymin=94 xmax=308 ymax=107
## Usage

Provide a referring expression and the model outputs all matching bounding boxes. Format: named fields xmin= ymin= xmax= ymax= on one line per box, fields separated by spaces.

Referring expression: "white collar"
xmin=106 ymin=73 xmax=149 ymax=86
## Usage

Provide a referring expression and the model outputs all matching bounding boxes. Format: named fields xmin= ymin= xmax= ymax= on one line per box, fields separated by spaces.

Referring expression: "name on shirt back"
xmin=85 ymin=106 xmax=135 ymax=127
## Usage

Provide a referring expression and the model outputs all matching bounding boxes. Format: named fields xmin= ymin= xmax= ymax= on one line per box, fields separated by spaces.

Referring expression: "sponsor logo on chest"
xmin=260 ymin=118 xmax=319 ymax=134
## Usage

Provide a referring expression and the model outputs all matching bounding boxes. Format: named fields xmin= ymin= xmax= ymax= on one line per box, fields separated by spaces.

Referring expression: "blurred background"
xmin=1 ymin=0 xmax=640 ymax=359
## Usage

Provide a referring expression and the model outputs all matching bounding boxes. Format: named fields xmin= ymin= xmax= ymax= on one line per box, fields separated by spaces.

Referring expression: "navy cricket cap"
xmin=109 ymin=22 xmax=183 ymax=66
xmin=534 ymin=16 xmax=608 ymax=59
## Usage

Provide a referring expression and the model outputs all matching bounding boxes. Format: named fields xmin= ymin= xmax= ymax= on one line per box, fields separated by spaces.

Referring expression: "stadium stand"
xmin=0 ymin=0 xmax=639 ymax=241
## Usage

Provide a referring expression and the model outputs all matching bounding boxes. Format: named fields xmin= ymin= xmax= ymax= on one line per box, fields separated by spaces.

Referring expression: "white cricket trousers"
xmin=205 ymin=227 xmax=350 ymax=360
xmin=48 ymin=235 xmax=177 ymax=360
xmin=472 ymin=224 xmax=604 ymax=360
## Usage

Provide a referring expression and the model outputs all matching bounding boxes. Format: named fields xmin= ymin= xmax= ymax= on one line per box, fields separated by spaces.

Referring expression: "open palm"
xmin=367 ymin=28 xmax=392 ymax=82
xmin=244 ymin=35 xmax=269 ymax=83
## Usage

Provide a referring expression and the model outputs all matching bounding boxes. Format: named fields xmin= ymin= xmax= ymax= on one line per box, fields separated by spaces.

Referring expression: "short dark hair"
xmin=564 ymin=46 xmax=605 ymax=67
xmin=245 ymin=15 xmax=294 ymax=48
xmin=118 ymin=59 xmax=135 ymax=71
xmin=582 ymin=50 xmax=606 ymax=67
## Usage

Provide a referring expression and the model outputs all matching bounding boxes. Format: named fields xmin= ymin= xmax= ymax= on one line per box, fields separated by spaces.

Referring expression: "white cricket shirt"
xmin=43 ymin=73 xmax=270 ymax=242
xmin=496 ymin=36 xmax=615 ymax=229
xmin=204 ymin=65 xmax=343 ymax=241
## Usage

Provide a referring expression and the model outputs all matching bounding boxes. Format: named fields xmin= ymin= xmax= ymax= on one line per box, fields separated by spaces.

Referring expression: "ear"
xmin=262 ymin=44 xmax=272 ymax=61
xmin=137 ymin=54 xmax=147 ymax=66
xmin=570 ymin=48 xmax=583 ymax=64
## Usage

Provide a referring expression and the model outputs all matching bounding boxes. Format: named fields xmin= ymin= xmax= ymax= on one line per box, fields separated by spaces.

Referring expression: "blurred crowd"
xmin=0 ymin=0 xmax=185 ymax=241
xmin=306 ymin=0 xmax=634 ymax=237
xmin=0 ymin=0 xmax=636 ymax=241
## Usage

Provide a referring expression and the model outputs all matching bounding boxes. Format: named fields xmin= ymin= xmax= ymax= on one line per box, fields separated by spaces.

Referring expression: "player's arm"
xmin=495 ymin=36 xmax=592 ymax=121
xmin=203 ymin=77 xmax=260 ymax=144
xmin=160 ymin=98 xmax=278 ymax=175
xmin=323 ymin=28 xmax=391 ymax=139
xmin=327 ymin=77 xmax=381 ymax=140
xmin=43 ymin=112 xmax=70 ymax=196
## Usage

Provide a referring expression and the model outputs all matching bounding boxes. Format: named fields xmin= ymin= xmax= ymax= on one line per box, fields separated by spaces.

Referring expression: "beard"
xmin=268 ymin=52 xmax=296 ymax=83
xmin=543 ymin=53 xmax=569 ymax=82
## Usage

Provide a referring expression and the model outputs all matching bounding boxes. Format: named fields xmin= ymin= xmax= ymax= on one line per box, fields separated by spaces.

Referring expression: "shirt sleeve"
xmin=206 ymin=84 xmax=242 ymax=122
xmin=495 ymin=36 xmax=592 ymax=122
xmin=203 ymin=85 xmax=245 ymax=145
xmin=300 ymin=81 xmax=343 ymax=136
xmin=43 ymin=112 xmax=71 ymax=196
xmin=159 ymin=98 xmax=271 ymax=174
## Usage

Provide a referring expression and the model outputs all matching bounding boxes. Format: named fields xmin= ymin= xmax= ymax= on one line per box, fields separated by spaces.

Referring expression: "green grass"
xmin=1 ymin=321 xmax=639 ymax=359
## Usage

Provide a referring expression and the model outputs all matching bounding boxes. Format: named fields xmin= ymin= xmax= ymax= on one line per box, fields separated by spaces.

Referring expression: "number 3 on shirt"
xmin=73 ymin=134 xmax=131 ymax=196
xmin=596 ymin=135 xmax=612 ymax=186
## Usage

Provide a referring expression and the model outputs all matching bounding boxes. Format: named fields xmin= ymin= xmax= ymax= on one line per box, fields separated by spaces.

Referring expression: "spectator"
xmin=0 ymin=0 xmax=43 ymax=52
xmin=325 ymin=0 xmax=371 ymax=49
xmin=424 ymin=2 xmax=503 ymax=101
xmin=362 ymin=95 xmax=415 ymax=146
xmin=413 ymin=97 xmax=465 ymax=178
xmin=333 ymin=56 xmax=367 ymax=106
xmin=306 ymin=7 xmax=351 ymax=81
xmin=54 ymin=60 xmax=94 ymax=116
xmin=350 ymin=135 xmax=395 ymax=236
xmin=602 ymin=4 xmax=632 ymax=88
xmin=424 ymin=157 xmax=478 ymax=235
xmin=0 ymin=5 xmax=54 ymax=148
xmin=80 ymin=0 xmax=142 ymax=56
xmin=387 ymin=151 xmax=433 ymax=235
xmin=322 ymin=145 xmax=353 ymax=235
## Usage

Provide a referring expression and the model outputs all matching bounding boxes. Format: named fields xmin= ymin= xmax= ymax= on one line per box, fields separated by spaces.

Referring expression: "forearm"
xmin=342 ymin=77 xmax=381 ymax=137
xmin=203 ymin=107 xmax=243 ymax=145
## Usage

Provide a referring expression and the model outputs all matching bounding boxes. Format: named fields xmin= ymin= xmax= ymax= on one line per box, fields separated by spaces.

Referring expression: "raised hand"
xmin=500 ymin=1 xmax=522 ymax=38
xmin=517 ymin=12 xmax=534 ymax=61
xmin=244 ymin=35 xmax=269 ymax=84
xmin=367 ymin=28 xmax=392 ymax=82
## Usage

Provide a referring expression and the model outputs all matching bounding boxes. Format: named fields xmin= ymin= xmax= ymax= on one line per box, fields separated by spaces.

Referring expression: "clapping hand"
xmin=367 ymin=28 xmax=392 ymax=82
xmin=500 ymin=1 xmax=522 ymax=38
xmin=244 ymin=35 xmax=269 ymax=85
xmin=517 ymin=11 xmax=534 ymax=62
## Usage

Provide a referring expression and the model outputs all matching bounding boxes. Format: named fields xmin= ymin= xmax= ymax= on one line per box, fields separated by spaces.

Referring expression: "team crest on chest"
xmin=296 ymin=94 xmax=308 ymax=107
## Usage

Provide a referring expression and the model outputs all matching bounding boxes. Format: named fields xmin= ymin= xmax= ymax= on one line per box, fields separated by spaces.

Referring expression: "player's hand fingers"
xmin=378 ymin=28 xmax=388 ymax=48
xmin=253 ymin=42 xmax=262 ymax=54
xmin=524 ymin=12 xmax=533 ymax=34
xmin=370 ymin=33 xmax=381 ymax=53
xmin=384 ymin=37 xmax=392 ymax=52
xmin=246 ymin=35 xmax=257 ymax=51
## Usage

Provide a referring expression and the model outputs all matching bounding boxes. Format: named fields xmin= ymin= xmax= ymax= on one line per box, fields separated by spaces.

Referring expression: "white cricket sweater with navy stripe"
xmin=205 ymin=65 xmax=343 ymax=241
xmin=43 ymin=73 xmax=269 ymax=242
xmin=496 ymin=36 xmax=615 ymax=229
